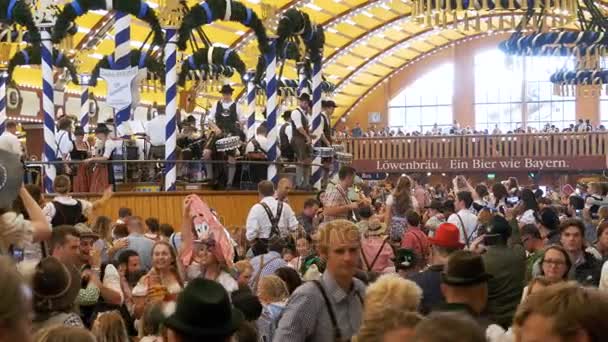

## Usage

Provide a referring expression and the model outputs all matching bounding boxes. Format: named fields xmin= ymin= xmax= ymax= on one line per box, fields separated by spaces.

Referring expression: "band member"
xmin=291 ymin=93 xmax=313 ymax=190
xmin=85 ymin=123 xmax=115 ymax=192
xmin=245 ymin=124 xmax=270 ymax=183
xmin=320 ymin=100 xmax=337 ymax=188
xmin=279 ymin=110 xmax=294 ymax=162
xmin=55 ymin=117 xmax=75 ymax=175
xmin=70 ymin=127 xmax=91 ymax=192
xmin=203 ymin=84 xmax=242 ymax=189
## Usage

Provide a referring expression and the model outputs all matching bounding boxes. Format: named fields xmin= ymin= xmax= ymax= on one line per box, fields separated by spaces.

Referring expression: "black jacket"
xmin=408 ymin=264 xmax=444 ymax=315
xmin=573 ymin=252 xmax=602 ymax=287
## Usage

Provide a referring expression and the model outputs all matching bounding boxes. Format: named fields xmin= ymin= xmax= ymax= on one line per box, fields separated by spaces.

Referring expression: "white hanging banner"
xmin=100 ymin=66 xmax=139 ymax=111
xmin=130 ymin=67 xmax=148 ymax=109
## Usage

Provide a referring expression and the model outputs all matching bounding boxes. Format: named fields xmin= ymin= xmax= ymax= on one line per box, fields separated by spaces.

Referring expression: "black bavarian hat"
xmin=441 ymin=250 xmax=492 ymax=286
xmin=298 ymin=92 xmax=311 ymax=102
xmin=94 ymin=123 xmax=111 ymax=134
xmin=322 ymin=100 xmax=337 ymax=108
xmin=220 ymin=84 xmax=234 ymax=94
xmin=164 ymin=278 xmax=244 ymax=338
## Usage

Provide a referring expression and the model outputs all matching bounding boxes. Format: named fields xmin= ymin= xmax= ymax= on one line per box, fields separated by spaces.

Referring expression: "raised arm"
xmin=19 ymin=186 xmax=51 ymax=242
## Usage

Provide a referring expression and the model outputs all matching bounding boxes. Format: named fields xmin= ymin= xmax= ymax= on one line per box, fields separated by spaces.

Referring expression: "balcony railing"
xmin=342 ymin=132 xmax=608 ymax=160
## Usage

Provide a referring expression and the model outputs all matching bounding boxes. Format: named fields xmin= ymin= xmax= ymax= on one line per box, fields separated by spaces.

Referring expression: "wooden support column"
xmin=452 ymin=43 xmax=476 ymax=129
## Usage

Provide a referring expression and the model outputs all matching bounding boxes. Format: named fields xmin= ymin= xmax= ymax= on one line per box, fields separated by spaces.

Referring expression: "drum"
xmin=314 ymin=147 xmax=334 ymax=158
xmin=216 ymin=136 xmax=241 ymax=152
xmin=335 ymin=152 xmax=353 ymax=164
xmin=332 ymin=144 xmax=345 ymax=153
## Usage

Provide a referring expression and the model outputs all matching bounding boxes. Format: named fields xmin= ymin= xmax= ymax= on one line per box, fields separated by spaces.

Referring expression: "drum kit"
xmin=312 ymin=144 xmax=352 ymax=165
xmin=216 ymin=136 xmax=242 ymax=152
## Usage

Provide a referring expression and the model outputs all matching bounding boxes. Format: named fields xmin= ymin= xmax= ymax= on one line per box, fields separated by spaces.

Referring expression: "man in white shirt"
xmin=447 ymin=191 xmax=479 ymax=248
xmin=279 ymin=110 xmax=294 ymax=161
xmin=246 ymin=180 xmax=299 ymax=244
xmin=145 ymin=113 xmax=166 ymax=158
xmin=56 ymin=117 xmax=74 ymax=160
xmin=0 ymin=120 xmax=23 ymax=156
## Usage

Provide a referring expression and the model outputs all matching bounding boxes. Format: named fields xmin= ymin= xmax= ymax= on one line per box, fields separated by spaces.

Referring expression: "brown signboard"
xmin=352 ymin=156 xmax=608 ymax=173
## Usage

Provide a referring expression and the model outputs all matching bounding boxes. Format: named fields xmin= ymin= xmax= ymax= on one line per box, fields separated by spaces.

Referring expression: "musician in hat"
xmin=203 ymin=84 xmax=243 ymax=188
xmin=291 ymin=93 xmax=314 ymax=190
xmin=320 ymin=100 xmax=337 ymax=188
xmin=279 ymin=110 xmax=294 ymax=162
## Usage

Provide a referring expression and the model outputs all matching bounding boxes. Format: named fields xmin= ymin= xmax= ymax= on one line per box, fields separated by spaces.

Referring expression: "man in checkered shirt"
xmin=273 ymin=219 xmax=365 ymax=341
xmin=322 ymin=166 xmax=361 ymax=222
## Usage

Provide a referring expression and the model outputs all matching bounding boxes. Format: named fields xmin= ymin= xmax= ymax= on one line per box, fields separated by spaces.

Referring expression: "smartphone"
xmin=9 ymin=245 xmax=24 ymax=263
xmin=507 ymin=196 xmax=519 ymax=205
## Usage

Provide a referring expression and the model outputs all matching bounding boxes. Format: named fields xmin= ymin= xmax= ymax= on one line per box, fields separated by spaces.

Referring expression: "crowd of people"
xmin=3 ymin=139 xmax=608 ymax=341
xmin=339 ymin=119 xmax=605 ymax=138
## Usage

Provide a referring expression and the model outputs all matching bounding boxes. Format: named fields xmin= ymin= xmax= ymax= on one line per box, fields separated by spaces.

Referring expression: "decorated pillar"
xmin=79 ymin=80 xmax=89 ymax=132
xmin=0 ymin=71 xmax=5 ymax=134
xmin=246 ymin=78 xmax=256 ymax=140
xmin=265 ymin=40 xmax=278 ymax=183
xmin=310 ymin=61 xmax=323 ymax=190
xmin=161 ymin=0 xmax=182 ymax=191
xmin=113 ymin=12 xmax=131 ymax=135
xmin=164 ymin=29 xmax=178 ymax=191
xmin=41 ymin=29 xmax=56 ymax=193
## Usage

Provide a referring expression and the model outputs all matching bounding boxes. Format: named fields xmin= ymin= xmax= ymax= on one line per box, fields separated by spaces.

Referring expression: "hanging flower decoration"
xmin=88 ymin=49 xmax=164 ymax=86
xmin=177 ymin=0 xmax=269 ymax=54
xmin=52 ymin=0 xmax=164 ymax=46
xmin=1 ymin=0 xmax=40 ymax=42
xmin=7 ymin=45 xmax=78 ymax=84
xmin=276 ymin=8 xmax=324 ymax=64
xmin=178 ymin=45 xmax=246 ymax=86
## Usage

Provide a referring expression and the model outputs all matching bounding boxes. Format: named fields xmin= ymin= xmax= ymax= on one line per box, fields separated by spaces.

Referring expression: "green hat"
xmin=164 ymin=278 xmax=244 ymax=338
xmin=392 ymin=248 xmax=417 ymax=270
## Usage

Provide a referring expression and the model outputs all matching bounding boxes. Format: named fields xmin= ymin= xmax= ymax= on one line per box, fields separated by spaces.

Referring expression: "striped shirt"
xmin=273 ymin=272 xmax=365 ymax=342
xmin=249 ymin=251 xmax=287 ymax=291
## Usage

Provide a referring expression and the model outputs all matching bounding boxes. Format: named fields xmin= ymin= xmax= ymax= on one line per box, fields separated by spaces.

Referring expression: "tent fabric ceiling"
xmin=11 ymin=0 xmax=608 ymax=122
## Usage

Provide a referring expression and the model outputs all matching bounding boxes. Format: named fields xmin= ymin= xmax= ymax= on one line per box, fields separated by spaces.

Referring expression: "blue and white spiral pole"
xmin=297 ymin=63 xmax=308 ymax=96
xmin=265 ymin=40 xmax=278 ymax=183
xmin=41 ymin=30 xmax=56 ymax=193
xmin=0 ymin=71 xmax=6 ymax=135
xmin=164 ymin=29 xmax=178 ymax=191
xmin=246 ymin=79 xmax=256 ymax=140
xmin=79 ymin=84 xmax=89 ymax=133
xmin=114 ymin=12 xmax=131 ymax=135
xmin=310 ymin=61 xmax=323 ymax=190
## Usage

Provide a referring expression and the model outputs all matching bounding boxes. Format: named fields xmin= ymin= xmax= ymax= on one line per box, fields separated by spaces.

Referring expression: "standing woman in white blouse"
xmin=85 ymin=123 xmax=115 ymax=193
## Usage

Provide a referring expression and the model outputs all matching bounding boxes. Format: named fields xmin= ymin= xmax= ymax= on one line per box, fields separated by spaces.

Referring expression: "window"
xmin=475 ymin=49 xmax=523 ymax=132
xmin=388 ymin=62 xmax=454 ymax=133
xmin=475 ymin=49 xmax=575 ymax=132
xmin=525 ymin=56 xmax=575 ymax=130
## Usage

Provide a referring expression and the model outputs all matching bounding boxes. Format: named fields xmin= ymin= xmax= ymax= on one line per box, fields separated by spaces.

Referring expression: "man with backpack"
xmin=245 ymin=181 xmax=299 ymax=252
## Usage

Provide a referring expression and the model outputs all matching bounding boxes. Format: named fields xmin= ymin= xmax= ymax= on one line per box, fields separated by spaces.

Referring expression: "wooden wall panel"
xmin=74 ymin=191 xmax=315 ymax=230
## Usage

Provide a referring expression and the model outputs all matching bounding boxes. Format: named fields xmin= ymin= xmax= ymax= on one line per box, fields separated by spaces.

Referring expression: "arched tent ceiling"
xmin=10 ymin=0 xmax=608 ymax=119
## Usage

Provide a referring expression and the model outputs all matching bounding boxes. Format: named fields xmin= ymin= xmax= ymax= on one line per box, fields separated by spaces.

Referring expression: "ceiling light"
xmin=345 ymin=19 xmax=357 ymax=25
xmin=305 ymin=3 xmax=323 ymax=11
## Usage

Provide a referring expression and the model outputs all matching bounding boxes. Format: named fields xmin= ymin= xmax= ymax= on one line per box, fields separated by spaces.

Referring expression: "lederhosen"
xmin=279 ymin=122 xmax=294 ymax=161
xmin=290 ymin=108 xmax=312 ymax=161
xmin=56 ymin=130 xmax=75 ymax=176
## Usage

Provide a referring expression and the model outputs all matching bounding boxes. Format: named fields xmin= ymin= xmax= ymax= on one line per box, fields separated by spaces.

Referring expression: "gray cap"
xmin=0 ymin=149 xmax=23 ymax=209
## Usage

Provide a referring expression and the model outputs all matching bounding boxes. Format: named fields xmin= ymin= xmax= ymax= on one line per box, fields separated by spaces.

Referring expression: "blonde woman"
xmin=133 ymin=241 xmax=184 ymax=319
xmin=256 ymin=275 xmax=290 ymax=342
xmin=356 ymin=310 xmax=423 ymax=342
xmin=91 ymin=311 xmax=129 ymax=342
xmin=364 ymin=274 xmax=422 ymax=315
xmin=33 ymin=326 xmax=95 ymax=342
